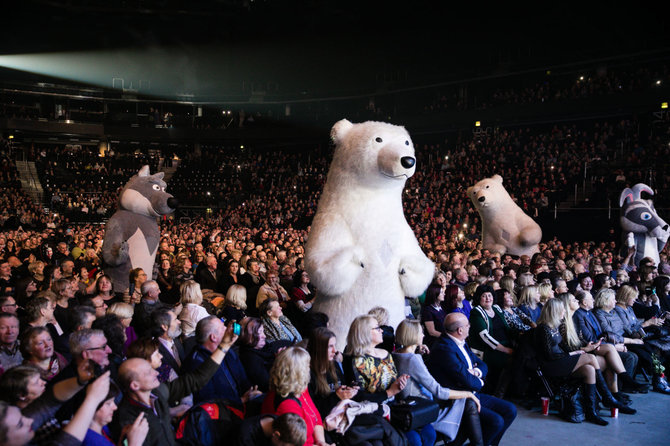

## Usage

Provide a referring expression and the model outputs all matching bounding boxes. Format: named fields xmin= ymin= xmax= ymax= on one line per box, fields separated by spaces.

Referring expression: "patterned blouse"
xmin=351 ymin=353 xmax=398 ymax=394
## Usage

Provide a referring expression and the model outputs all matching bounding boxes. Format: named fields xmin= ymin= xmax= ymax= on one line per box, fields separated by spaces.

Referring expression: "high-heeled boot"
xmin=583 ymin=383 xmax=608 ymax=426
xmin=595 ymin=370 xmax=637 ymax=414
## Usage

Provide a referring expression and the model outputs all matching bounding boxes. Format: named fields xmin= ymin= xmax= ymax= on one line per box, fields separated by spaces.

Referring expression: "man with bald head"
xmin=111 ymin=322 xmax=239 ymax=446
xmin=428 ymin=312 xmax=516 ymax=446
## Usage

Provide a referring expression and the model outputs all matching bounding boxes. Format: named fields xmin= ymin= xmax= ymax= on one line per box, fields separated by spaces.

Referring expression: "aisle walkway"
xmin=501 ymin=390 xmax=669 ymax=445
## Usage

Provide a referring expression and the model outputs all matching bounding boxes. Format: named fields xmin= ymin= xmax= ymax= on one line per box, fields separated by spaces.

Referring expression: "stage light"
xmin=8 ymin=135 xmax=13 ymax=139
xmin=207 ymin=191 xmax=211 ymax=196
xmin=464 ymin=223 xmax=468 ymax=228
xmin=656 ymin=80 xmax=662 ymax=86
xmin=579 ymin=76 xmax=584 ymax=81
xmin=662 ymin=102 xmax=668 ymax=109
xmin=240 ymin=145 xmax=244 ymax=149
xmin=475 ymin=121 xmax=481 ymax=127
xmin=551 ymin=165 xmax=554 ymax=170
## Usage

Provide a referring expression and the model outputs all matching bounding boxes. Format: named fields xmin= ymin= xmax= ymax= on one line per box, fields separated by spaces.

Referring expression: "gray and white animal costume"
xmin=620 ymin=183 xmax=669 ymax=267
xmin=102 ymin=165 xmax=178 ymax=293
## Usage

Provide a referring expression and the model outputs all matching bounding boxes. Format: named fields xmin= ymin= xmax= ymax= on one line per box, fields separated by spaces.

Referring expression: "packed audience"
xmin=1 ymin=207 xmax=670 ymax=445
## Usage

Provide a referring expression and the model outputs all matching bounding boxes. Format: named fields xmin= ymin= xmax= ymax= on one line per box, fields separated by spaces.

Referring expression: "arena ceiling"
xmin=1 ymin=1 xmax=668 ymax=100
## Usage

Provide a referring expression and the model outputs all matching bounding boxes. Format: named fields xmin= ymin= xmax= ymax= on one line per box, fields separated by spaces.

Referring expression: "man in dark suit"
xmin=195 ymin=254 xmax=222 ymax=291
xmin=132 ymin=280 xmax=167 ymax=338
xmin=573 ymin=291 xmax=646 ymax=394
xmin=151 ymin=308 xmax=185 ymax=376
xmin=428 ymin=312 xmax=516 ymax=446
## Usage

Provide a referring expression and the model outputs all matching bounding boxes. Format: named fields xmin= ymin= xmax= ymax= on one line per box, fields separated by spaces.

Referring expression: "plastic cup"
xmin=611 ymin=407 xmax=618 ymax=418
xmin=541 ymin=397 xmax=550 ymax=415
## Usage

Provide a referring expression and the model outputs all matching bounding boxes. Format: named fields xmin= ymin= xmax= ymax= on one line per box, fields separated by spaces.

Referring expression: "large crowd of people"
xmin=0 ymin=59 xmax=668 ymax=446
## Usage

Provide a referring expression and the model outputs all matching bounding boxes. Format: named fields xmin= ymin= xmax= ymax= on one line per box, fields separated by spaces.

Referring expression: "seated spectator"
xmin=343 ymin=315 xmax=435 ymax=446
xmin=112 ymin=322 xmax=239 ymax=446
xmin=0 ymin=370 xmax=113 ymax=446
xmin=256 ymin=271 xmax=289 ymax=310
xmin=124 ymin=268 xmax=147 ymax=306
xmin=217 ymin=260 xmax=241 ymax=296
xmin=307 ymin=327 xmax=350 ymax=418
xmin=538 ymin=282 xmax=554 ymax=304
xmin=368 ymin=306 xmax=394 ymax=353
xmin=444 ymin=284 xmax=472 ymax=319
xmin=394 ymin=319 xmax=483 ymax=446
xmin=178 ymin=280 xmax=210 ymax=337
xmin=536 ymin=299 xmax=633 ymax=425
xmin=468 ymin=285 xmax=514 ymax=394
xmin=494 ymin=289 xmax=534 ymax=335
xmin=150 ymin=308 xmax=184 ymax=378
xmin=421 ymin=284 xmax=446 ymax=348
xmin=194 ymin=254 xmax=221 ymax=292
xmin=14 ymin=278 xmax=37 ymax=308
xmin=0 ymin=364 xmax=46 ymax=409
xmin=0 ymin=313 xmax=22 ymax=374
xmin=428 ymin=312 xmax=516 ymax=446
xmin=219 ymin=284 xmax=249 ymax=323
xmin=260 ymin=298 xmax=302 ymax=344
xmin=20 ymin=327 xmax=68 ymax=381
xmin=0 ymin=296 xmax=18 ymax=315
xmin=52 ymin=278 xmax=77 ymax=332
xmin=290 ymin=270 xmax=314 ymax=312
xmin=239 ymin=317 xmax=289 ymax=392
xmin=240 ymin=259 xmax=265 ymax=315
xmin=131 ymin=280 xmax=164 ymax=338
xmin=237 ymin=412 xmax=307 ymax=446
xmin=156 ymin=258 xmax=176 ymax=301
xmin=517 ymin=285 xmax=542 ymax=322
xmin=181 ymin=316 xmax=261 ymax=405
xmin=94 ymin=274 xmax=119 ymax=306
xmin=82 ymin=382 xmax=149 ymax=446
xmin=107 ymin=302 xmax=137 ymax=353
xmin=70 ymin=306 xmax=96 ymax=331
xmin=92 ymin=315 xmax=127 ymax=375
xmin=261 ymin=347 xmax=330 ymax=446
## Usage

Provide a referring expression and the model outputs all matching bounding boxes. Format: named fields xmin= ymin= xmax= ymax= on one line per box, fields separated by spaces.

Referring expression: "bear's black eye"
xmin=375 ymin=137 xmax=383 ymax=143
xmin=485 ymin=185 xmax=490 ymax=189
xmin=405 ymin=140 xmax=409 ymax=146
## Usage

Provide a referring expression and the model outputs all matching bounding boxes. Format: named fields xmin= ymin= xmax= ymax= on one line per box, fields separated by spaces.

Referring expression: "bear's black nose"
xmin=401 ymin=156 xmax=415 ymax=169
xmin=478 ymin=196 xmax=486 ymax=202
xmin=167 ymin=197 xmax=179 ymax=209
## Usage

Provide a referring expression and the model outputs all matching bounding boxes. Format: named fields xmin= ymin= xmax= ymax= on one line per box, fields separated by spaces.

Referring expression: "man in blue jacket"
xmin=181 ymin=316 xmax=262 ymax=406
xmin=428 ymin=312 xmax=516 ymax=446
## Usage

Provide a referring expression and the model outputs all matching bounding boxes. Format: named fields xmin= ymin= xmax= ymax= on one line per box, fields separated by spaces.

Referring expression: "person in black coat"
xmin=238 ymin=318 xmax=290 ymax=392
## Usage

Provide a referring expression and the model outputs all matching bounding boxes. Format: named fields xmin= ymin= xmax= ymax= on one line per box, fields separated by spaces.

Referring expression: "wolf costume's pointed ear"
xmin=632 ymin=183 xmax=654 ymax=201
xmin=138 ymin=165 xmax=150 ymax=177
xmin=154 ymin=172 xmax=165 ymax=180
xmin=620 ymin=188 xmax=634 ymax=207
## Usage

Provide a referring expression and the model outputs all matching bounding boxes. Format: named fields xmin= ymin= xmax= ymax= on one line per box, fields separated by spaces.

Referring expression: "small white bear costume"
xmin=467 ymin=174 xmax=541 ymax=257
xmin=305 ymin=119 xmax=434 ymax=350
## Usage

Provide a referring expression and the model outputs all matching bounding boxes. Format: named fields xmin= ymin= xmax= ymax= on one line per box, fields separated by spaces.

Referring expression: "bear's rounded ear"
xmin=492 ymin=174 xmax=503 ymax=184
xmin=466 ymin=186 xmax=474 ymax=195
xmin=331 ymin=119 xmax=353 ymax=144
xmin=138 ymin=165 xmax=150 ymax=177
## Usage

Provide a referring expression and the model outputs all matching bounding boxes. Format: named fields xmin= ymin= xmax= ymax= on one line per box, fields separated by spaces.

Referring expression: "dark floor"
xmin=500 ymin=389 xmax=669 ymax=445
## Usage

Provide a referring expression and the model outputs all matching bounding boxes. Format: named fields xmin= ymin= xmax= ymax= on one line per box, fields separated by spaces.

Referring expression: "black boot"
xmin=612 ymin=392 xmax=631 ymax=405
xmin=584 ymin=384 xmax=608 ymax=426
xmin=652 ymin=374 xmax=670 ymax=394
xmin=618 ymin=371 xmax=649 ymax=394
xmin=596 ymin=370 xmax=637 ymax=414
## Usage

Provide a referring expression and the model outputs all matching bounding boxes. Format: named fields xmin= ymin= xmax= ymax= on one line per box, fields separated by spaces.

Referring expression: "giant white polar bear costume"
xmin=305 ymin=119 xmax=434 ymax=350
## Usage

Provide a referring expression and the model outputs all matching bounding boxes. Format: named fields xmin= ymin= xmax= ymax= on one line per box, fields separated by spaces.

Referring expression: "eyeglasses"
xmin=1 ymin=303 xmax=17 ymax=308
xmin=371 ymin=326 xmax=383 ymax=332
xmin=85 ymin=343 xmax=108 ymax=351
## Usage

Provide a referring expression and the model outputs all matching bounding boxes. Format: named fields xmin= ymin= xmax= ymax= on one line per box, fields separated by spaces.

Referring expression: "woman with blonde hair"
xmin=537 ymin=299 xmax=633 ymax=426
xmin=107 ymin=302 xmax=137 ymax=352
xmin=28 ymin=260 xmax=47 ymax=290
xmin=261 ymin=347 xmax=330 ymax=446
xmin=538 ymin=282 xmax=554 ymax=305
xmin=394 ymin=319 xmax=483 ymax=445
xmin=517 ymin=285 xmax=542 ymax=322
xmin=220 ymin=284 xmax=249 ymax=323
xmin=344 ymin=315 xmax=435 ymax=446
xmin=178 ymin=280 xmax=210 ymax=337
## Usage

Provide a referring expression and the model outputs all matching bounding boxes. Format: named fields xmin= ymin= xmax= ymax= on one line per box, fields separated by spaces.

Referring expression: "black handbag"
xmin=558 ymin=387 xmax=585 ymax=423
xmin=390 ymin=397 xmax=439 ymax=431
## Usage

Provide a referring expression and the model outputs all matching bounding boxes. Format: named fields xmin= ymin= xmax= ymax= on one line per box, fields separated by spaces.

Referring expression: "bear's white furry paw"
xmin=398 ymin=254 xmax=434 ymax=297
xmin=307 ymin=246 xmax=366 ymax=295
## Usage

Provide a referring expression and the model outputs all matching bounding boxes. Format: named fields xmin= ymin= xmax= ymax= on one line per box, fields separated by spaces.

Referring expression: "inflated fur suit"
xmin=102 ymin=165 xmax=178 ymax=293
xmin=305 ymin=119 xmax=434 ymax=350
xmin=467 ymin=174 xmax=541 ymax=257
xmin=620 ymin=183 xmax=669 ymax=267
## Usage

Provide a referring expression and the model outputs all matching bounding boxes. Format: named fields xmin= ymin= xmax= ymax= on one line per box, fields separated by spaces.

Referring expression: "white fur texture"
xmin=306 ymin=119 xmax=434 ymax=350
xmin=467 ymin=174 xmax=542 ymax=256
